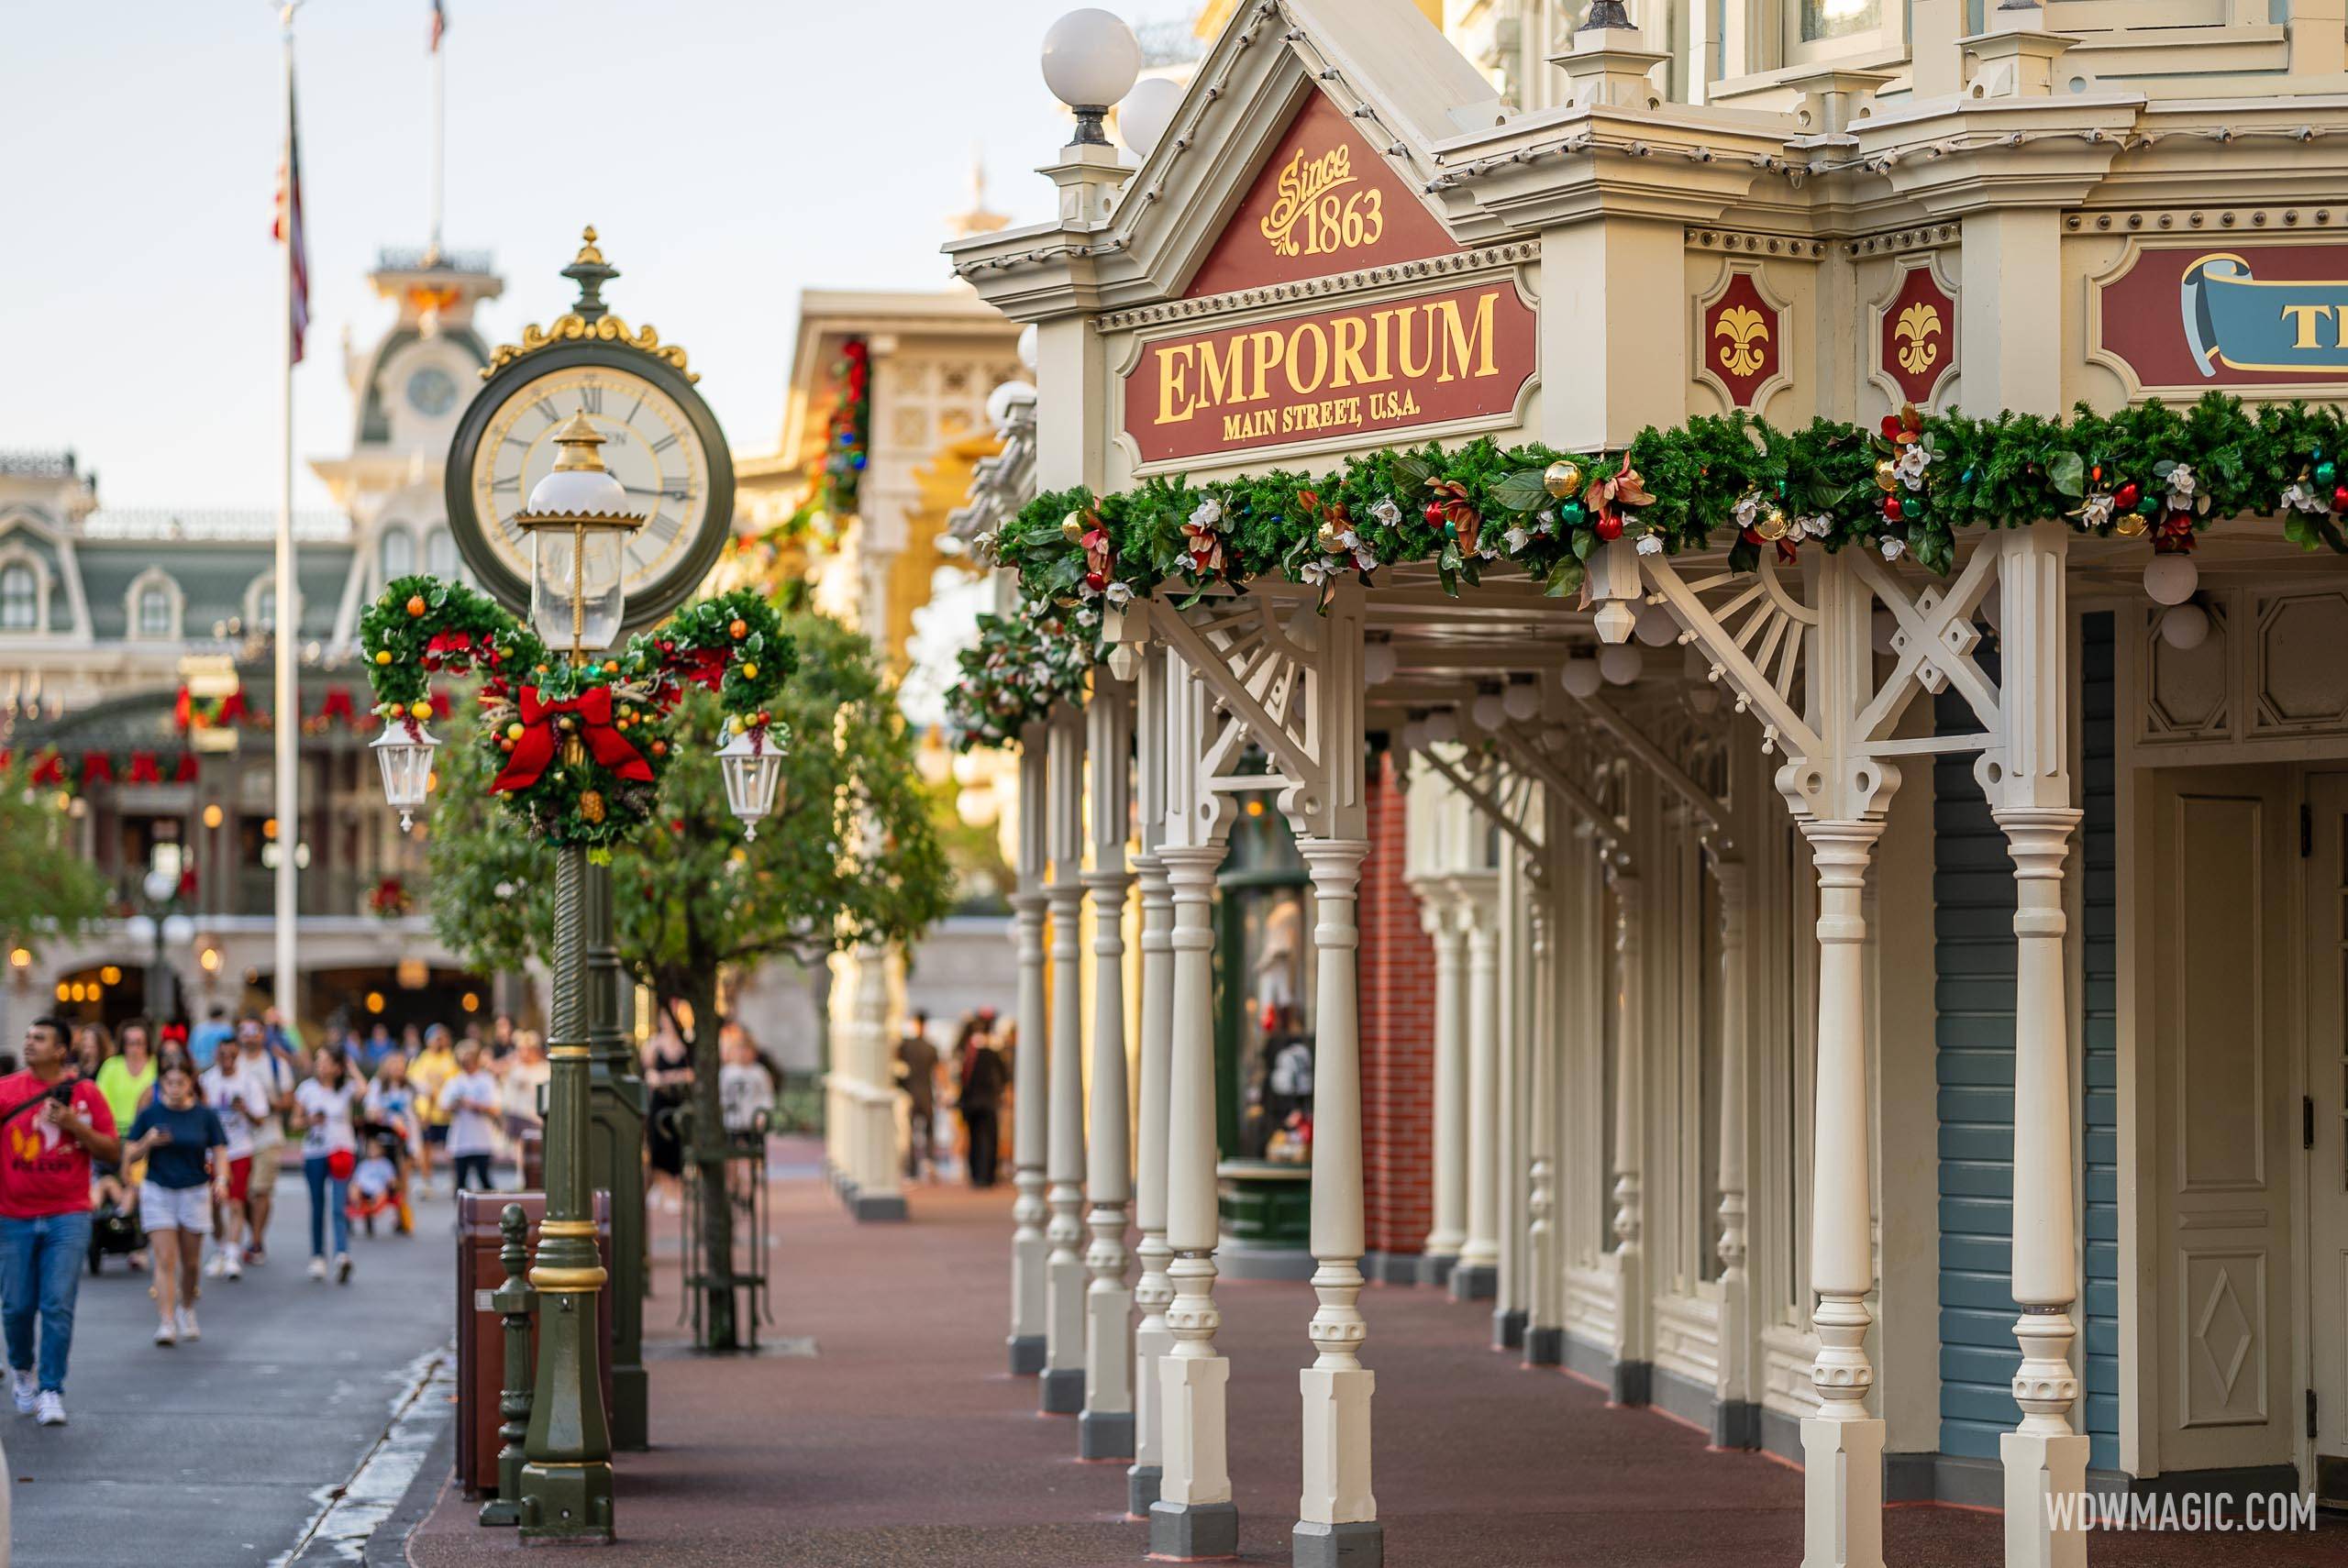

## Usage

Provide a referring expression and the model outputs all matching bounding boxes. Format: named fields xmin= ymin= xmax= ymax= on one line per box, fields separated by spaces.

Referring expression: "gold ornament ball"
xmin=1543 ymin=459 xmax=1584 ymax=499
xmin=505 ymin=722 xmax=525 ymax=741
xmin=741 ymin=661 xmax=758 ymax=679
xmin=2113 ymin=512 xmax=2146 ymax=537
xmin=1873 ymin=459 xmax=1899 ymax=493
xmin=1061 ymin=510 xmax=1088 ymax=542
xmin=410 ymin=701 xmax=432 ymax=720
xmin=373 ymin=649 xmax=393 ymax=666
xmin=1752 ymin=506 xmax=1791 ymax=542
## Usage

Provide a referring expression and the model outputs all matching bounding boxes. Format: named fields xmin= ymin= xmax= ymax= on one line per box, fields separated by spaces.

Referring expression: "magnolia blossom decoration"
xmin=2283 ymin=480 xmax=2331 ymax=515
xmin=2077 ymin=491 xmax=2117 ymax=530
xmin=1635 ymin=532 xmax=1664 ymax=556
xmin=1880 ymin=536 xmax=1906 ymax=560
xmin=1368 ymin=495 xmax=1402 ymax=529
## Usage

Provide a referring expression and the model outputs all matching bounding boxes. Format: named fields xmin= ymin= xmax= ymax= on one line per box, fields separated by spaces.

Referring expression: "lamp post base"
xmin=516 ymin=1460 xmax=615 ymax=1543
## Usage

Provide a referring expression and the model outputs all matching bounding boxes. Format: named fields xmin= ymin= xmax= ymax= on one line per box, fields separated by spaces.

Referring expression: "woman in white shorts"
xmin=124 ymin=1058 xmax=229 ymax=1346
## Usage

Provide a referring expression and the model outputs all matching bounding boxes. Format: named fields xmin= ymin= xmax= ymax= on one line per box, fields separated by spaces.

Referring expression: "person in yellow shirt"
xmin=407 ymin=1023 xmax=459 ymax=1187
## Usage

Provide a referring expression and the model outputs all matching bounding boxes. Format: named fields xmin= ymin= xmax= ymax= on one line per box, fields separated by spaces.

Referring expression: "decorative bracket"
xmin=1414 ymin=745 xmax=1545 ymax=867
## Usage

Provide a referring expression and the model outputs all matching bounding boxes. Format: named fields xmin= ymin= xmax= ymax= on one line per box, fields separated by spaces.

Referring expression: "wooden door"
xmin=2147 ymin=767 xmax=2297 ymax=1475
xmin=2305 ymin=773 xmax=2348 ymax=1506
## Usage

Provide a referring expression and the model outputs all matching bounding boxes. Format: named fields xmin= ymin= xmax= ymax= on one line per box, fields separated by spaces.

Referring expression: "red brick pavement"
xmin=405 ymin=1143 xmax=2338 ymax=1566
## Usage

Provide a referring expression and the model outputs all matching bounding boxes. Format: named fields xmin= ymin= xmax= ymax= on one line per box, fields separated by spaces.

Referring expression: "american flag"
xmin=273 ymin=75 xmax=309 ymax=365
xmin=430 ymin=0 xmax=447 ymax=52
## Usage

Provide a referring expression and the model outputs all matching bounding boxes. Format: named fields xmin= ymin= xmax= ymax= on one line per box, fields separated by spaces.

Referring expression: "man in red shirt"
xmin=0 ymin=1016 xmax=119 ymax=1427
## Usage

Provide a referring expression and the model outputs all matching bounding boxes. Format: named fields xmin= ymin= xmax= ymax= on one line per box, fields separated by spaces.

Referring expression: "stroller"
xmin=87 ymin=1187 xmax=144 ymax=1275
xmin=345 ymin=1123 xmax=411 ymax=1237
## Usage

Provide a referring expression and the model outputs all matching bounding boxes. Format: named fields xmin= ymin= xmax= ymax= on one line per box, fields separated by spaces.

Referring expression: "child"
xmin=360 ymin=1051 xmax=418 ymax=1234
xmin=293 ymin=1045 xmax=361 ymax=1284
xmin=345 ymin=1133 xmax=402 ymax=1237
xmin=123 ymin=1059 xmax=228 ymax=1346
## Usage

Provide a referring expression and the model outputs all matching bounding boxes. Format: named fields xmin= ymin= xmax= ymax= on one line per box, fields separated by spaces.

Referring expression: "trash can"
xmin=454 ymin=1190 xmax=614 ymax=1496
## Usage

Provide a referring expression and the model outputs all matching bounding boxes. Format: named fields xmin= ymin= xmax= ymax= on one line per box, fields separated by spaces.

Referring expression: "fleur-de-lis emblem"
xmin=1895 ymin=302 xmax=1942 ymax=376
xmin=1715 ymin=305 xmax=1770 ymax=380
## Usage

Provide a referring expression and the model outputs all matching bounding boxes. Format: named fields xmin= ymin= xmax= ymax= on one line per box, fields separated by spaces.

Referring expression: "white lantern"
xmin=1400 ymin=718 xmax=1427 ymax=753
xmin=1633 ymin=600 xmax=1678 ymax=648
xmin=1423 ymin=708 xmax=1460 ymax=745
xmin=2158 ymin=601 xmax=2210 ymax=650
xmin=1119 ymin=73 xmax=1183 ymax=159
xmin=1362 ymin=640 xmax=1398 ymax=687
xmin=2143 ymin=553 xmax=2198 ymax=607
xmin=371 ymin=722 xmax=440 ymax=832
xmin=716 ymin=726 xmax=786 ymax=840
xmin=1470 ymin=691 xmax=1505 ymax=732
xmin=1040 ymin=8 xmax=1140 ymax=144
xmin=1599 ymin=644 xmax=1645 ymax=686
xmin=515 ymin=414 xmax=644 ymax=655
xmin=1560 ymin=654 xmax=1603 ymax=699
xmin=1501 ymin=680 xmax=1540 ymax=722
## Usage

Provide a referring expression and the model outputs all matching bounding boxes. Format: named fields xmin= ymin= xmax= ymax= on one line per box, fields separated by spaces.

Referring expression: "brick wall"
xmin=1358 ymin=746 xmax=1435 ymax=1258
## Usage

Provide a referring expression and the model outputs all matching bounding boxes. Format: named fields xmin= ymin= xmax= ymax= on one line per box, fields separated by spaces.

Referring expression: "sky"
xmin=3 ymin=0 xmax=1182 ymax=511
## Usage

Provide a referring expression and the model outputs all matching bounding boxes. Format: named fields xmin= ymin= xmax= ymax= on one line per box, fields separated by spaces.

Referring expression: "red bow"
xmin=491 ymin=685 xmax=654 ymax=794
xmin=127 ymin=752 xmax=161 ymax=784
xmin=681 ymin=647 xmax=729 ymax=692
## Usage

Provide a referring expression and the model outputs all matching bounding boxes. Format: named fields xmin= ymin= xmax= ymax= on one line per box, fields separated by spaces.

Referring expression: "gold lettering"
xmin=1199 ymin=337 xmax=1248 ymax=412
xmin=1246 ymin=329 xmax=1286 ymax=402
xmin=1156 ymin=343 xmax=1196 ymax=425
xmin=2281 ymin=302 xmax=2331 ymax=350
xmin=1331 ymin=315 xmax=1371 ymax=389
xmin=1434 ymin=291 xmax=1499 ymax=384
xmin=1397 ymin=304 xmax=1435 ymax=381
xmin=1290 ymin=322 xmax=1330 ymax=394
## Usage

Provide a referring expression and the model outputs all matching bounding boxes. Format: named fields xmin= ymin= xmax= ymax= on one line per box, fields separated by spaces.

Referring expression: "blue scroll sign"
xmin=2182 ymin=252 xmax=2348 ymax=378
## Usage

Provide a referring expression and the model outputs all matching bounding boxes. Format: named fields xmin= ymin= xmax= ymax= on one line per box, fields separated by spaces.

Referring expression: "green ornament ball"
xmin=2134 ymin=494 xmax=2160 ymax=516
xmin=2318 ymin=459 xmax=2337 ymax=488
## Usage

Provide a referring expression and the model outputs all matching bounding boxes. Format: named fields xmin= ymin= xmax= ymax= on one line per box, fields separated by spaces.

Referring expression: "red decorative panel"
xmin=2095 ymin=241 xmax=2348 ymax=394
xmin=1185 ymin=92 xmax=1460 ymax=299
xmin=1698 ymin=270 xmax=1783 ymax=410
xmin=1878 ymin=261 xmax=1955 ymax=407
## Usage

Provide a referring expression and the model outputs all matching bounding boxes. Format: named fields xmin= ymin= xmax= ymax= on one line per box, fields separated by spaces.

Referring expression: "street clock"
xmin=445 ymin=226 xmax=734 ymax=631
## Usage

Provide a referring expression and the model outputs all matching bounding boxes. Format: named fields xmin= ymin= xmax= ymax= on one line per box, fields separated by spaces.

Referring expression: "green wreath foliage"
xmin=360 ymin=576 xmax=799 ymax=849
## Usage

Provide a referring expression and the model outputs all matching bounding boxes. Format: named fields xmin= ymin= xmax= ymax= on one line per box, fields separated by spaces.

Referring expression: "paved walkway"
xmin=404 ymin=1143 xmax=2338 ymax=1566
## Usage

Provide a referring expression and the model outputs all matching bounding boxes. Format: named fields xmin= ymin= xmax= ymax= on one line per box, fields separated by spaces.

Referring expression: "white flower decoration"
xmin=1189 ymin=497 xmax=1224 ymax=531
xmin=1536 ymin=507 xmax=1557 ymax=533
xmin=1800 ymin=513 xmax=1835 ymax=539
xmin=2282 ymin=481 xmax=2331 ymax=516
xmin=1634 ymin=532 xmax=1664 ymax=557
xmin=2078 ymin=492 xmax=2116 ymax=529
xmin=1503 ymin=525 xmax=1533 ymax=554
xmin=1879 ymin=536 xmax=1905 ymax=561
xmin=1368 ymin=496 xmax=1402 ymax=529
xmin=1732 ymin=491 xmax=1763 ymax=528
xmin=1350 ymin=543 xmax=1379 ymax=573
xmin=1105 ymin=581 xmax=1133 ymax=607
xmin=1301 ymin=557 xmax=1335 ymax=586
xmin=1895 ymin=444 xmax=1935 ymax=480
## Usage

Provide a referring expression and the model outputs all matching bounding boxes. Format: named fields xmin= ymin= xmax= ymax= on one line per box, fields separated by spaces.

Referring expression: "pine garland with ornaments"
xmin=360 ymin=575 xmax=796 ymax=851
xmin=942 ymin=609 xmax=1098 ymax=751
xmin=977 ymin=392 xmax=2348 ymax=624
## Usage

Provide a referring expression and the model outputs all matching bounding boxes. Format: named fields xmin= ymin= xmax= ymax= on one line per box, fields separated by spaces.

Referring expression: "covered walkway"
xmin=404 ymin=1142 xmax=2328 ymax=1566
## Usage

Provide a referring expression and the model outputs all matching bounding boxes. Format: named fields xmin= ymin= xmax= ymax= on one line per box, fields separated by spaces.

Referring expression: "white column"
xmin=848 ymin=944 xmax=902 ymax=1218
xmin=1080 ymin=683 xmax=1135 ymax=1461
xmin=1608 ymin=868 xmax=1649 ymax=1403
xmin=1007 ymin=724 xmax=1050 ymax=1375
xmin=1420 ymin=897 xmax=1468 ymax=1284
xmin=1152 ymin=839 xmax=1238 ymax=1559
xmin=1041 ymin=702 xmax=1088 ymax=1416
xmin=1128 ymin=647 xmax=1176 ymax=1517
xmin=1711 ymin=854 xmax=1754 ymax=1443
xmin=1523 ymin=856 xmax=1564 ymax=1366
xmin=1800 ymin=819 xmax=1887 ymax=1568
xmin=1492 ymin=850 xmax=1526 ymax=1349
xmin=1293 ymin=836 xmax=1378 ymax=1566
xmin=1993 ymin=520 xmax=2087 ymax=1568
xmin=1456 ymin=880 xmax=1502 ymax=1301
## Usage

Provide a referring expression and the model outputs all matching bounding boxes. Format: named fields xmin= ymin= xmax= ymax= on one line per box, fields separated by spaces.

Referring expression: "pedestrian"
xmin=895 ymin=1010 xmax=941 ymax=1179
xmin=957 ymin=1015 xmax=1006 ymax=1189
xmin=408 ymin=1024 xmax=458 ymax=1187
xmin=437 ymin=1037 xmax=501 ymax=1194
xmin=500 ymin=1032 xmax=549 ymax=1184
xmin=238 ymin=1016 xmax=296 ymax=1265
xmin=71 ymin=1021 xmax=112 ymax=1080
xmin=360 ymin=1050 xmax=418 ymax=1234
xmin=359 ymin=1021 xmax=396 ymax=1078
xmin=124 ymin=1057 xmax=227 ymax=1345
xmin=0 ymin=1016 xmax=121 ymax=1427
xmin=293 ymin=1044 xmax=361 ymax=1284
xmin=718 ymin=1027 xmax=776 ymax=1140
xmin=642 ymin=1010 xmax=692 ymax=1213
xmin=198 ymin=1031 xmax=270 ymax=1279
xmin=187 ymin=1004 xmax=232 ymax=1072
xmin=95 ymin=1019 xmax=157 ymax=1273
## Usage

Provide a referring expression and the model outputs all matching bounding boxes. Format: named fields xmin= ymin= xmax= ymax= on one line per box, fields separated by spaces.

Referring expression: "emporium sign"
xmin=2094 ymin=242 xmax=2348 ymax=392
xmin=1123 ymin=280 xmax=1538 ymax=464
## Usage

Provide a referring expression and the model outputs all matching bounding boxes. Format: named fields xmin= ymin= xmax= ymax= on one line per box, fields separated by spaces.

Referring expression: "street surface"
xmin=6 ymin=1171 xmax=462 ymax=1567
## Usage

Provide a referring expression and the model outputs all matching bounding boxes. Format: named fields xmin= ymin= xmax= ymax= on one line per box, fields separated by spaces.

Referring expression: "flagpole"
xmin=428 ymin=10 xmax=444 ymax=259
xmin=273 ymin=0 xmax=302 ymax=1032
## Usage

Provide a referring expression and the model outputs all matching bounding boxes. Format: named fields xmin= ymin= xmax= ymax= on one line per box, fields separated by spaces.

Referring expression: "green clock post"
xmin=439 ymin=229 xmax=739 ymax=1526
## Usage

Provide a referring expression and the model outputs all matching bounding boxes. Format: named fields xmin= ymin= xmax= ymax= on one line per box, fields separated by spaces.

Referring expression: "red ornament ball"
xmin=2333 ymin=484 xmax=2348 ymax=512
xmin=1883 ymin=496 xmax=1905 ymax=523
xmin=2112 ymin=481 xmax=2139 ymax=511
xmin=1593 ymin=513 xmax=1624 ymax=543
xmin=1423 ymin=502 xmax=1445 ymax=527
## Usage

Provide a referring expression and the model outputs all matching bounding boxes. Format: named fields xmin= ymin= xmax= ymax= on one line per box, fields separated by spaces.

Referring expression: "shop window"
xmin=1786 ymin=0 xmax=1899 ymax=66
xmin=136 ymin=585 xmax=174 ymax=638
xmin=379 ymin=525 xmax=415 ymax=584
xmin=424 ymin=525 xmax=457 ymax=580
xmin=1217 ymin=798 xmax=1316 ymax=1165
xmin=0 ymin=562 xmax=38 ymax=631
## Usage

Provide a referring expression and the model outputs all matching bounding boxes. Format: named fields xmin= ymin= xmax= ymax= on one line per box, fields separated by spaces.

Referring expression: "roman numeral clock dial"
xmin=470 ymin=367 xmax=706 ymax=590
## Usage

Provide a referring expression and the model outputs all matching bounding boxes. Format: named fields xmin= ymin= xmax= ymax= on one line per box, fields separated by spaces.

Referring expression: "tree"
xmin=0 ymin=764 xmax=110 ymax=962
xmin=424 ymin=599 xmax=954 ymax=1347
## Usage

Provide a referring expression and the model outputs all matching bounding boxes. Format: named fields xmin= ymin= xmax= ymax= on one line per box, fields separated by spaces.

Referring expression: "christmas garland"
xmin=360 ymin=576 xmax=798 ymax=849
xmin=823 ymin=337 xmax=871 ymax=518
xmin=942 ymin=609 xmax=1099 ymax=750
xmin=977 ymin=393 xmax=2348 ymax=619
xmin=4 ymin=747 xmax=200 ymax=796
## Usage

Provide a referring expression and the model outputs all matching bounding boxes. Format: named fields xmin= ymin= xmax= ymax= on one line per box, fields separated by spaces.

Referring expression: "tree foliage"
xmin=0 ymin=763 xmax=111 ymax=958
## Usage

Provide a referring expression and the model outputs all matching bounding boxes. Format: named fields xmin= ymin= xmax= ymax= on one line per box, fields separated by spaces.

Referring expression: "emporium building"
xmin=944 ymin=1 xmax=2348 ymax=1564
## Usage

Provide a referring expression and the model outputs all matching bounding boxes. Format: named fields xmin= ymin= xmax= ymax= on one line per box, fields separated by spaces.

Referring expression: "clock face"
xmin=464 ymin=364 xmax=711 ymax=604
xmin=406 ymin=365 xmax=458 ymax=417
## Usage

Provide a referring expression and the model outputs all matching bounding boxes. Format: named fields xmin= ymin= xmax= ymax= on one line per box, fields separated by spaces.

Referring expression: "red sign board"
xmin=2097 ymin=242 xmax=2348 ymax=392
xmin=1700 ymin=272 xmax=1783 ymax=409
xmin=1124 ymin=280 xmax=1537 ymax=465
xmin=1877 ymin=262 xmax=1955 ymax=407
xmin=1185 ymin=92 xmax=1461 ymax=299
